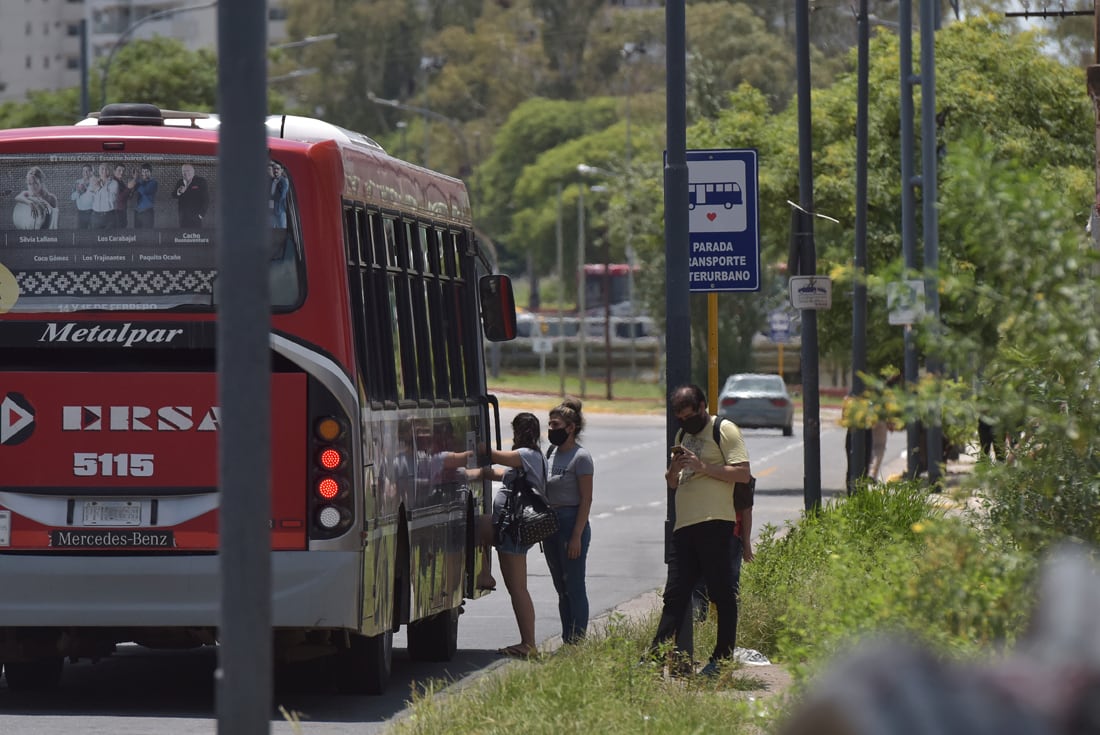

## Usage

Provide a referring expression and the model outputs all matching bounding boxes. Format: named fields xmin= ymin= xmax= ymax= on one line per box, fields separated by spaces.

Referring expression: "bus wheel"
xmin=337 ymin=631 xmax=392 ymax=695
xmin=406 ymin=607 xmax=460 ymax=662
xmin=4 ymin=657 xmax=63 ymax=692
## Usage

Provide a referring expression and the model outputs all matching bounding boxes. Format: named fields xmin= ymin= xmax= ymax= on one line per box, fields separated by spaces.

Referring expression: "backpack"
xmin=676 ymin=415 xmax=755 ymax=511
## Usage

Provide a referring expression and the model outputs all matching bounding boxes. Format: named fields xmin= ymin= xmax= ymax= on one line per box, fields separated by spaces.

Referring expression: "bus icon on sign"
xmin=688 ymin=182 xmax=742 ymax=210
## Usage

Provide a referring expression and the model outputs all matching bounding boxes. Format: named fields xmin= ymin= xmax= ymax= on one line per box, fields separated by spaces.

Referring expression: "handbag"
xmin=495 ymin=460 xmax=559 ymax=547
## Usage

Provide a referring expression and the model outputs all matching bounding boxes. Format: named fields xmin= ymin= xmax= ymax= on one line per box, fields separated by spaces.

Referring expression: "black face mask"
xmin=679 ymin=411 xmax=708 ymax=436
xmin=548 ymin=427 xmax=569 ymax=446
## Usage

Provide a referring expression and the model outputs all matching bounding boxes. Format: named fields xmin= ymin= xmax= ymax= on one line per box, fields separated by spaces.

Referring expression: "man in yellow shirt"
xmin=644 ymin=384 xmax=751 ymax=677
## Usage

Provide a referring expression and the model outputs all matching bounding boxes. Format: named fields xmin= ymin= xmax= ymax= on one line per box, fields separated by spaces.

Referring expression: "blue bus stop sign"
xmin=685 ymin=148 xmax=760 ymax=292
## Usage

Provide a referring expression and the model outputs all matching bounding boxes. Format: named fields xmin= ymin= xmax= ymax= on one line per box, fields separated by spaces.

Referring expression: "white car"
xmin=717 ymin=373 xmax=795 ymax=437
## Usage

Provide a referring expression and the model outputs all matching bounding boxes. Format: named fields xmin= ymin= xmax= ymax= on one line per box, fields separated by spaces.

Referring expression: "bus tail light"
xmin=317 ymin=447 xmax=345 ymax=470
xmin=315 ymin=476 xmax=344 ymax=500
xmin=316 ymin=505 xmax=350 ymax=530
xmin=307 ymin=390 xmax=354 ymax=540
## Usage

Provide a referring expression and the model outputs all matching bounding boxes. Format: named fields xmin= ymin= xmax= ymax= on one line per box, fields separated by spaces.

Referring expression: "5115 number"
xmin=73 ymin=453 xmax=154 ymax=477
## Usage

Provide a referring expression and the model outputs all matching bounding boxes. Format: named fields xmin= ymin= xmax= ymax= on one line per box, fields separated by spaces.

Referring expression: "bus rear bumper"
xmin=0 ymin=551 xmax=361 ymax=629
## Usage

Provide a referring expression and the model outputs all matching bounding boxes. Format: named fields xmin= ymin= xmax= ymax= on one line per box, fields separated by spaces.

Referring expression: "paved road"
xmin=0 ymin=405 xmax=907 ymax=734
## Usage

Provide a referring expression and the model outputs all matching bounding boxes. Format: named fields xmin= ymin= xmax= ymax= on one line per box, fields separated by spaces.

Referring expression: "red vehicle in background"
xmin=0 ymin=104 xmax=516 ymax=694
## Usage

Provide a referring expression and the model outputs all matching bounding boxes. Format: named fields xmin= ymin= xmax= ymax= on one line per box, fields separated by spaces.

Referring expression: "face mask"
xmin=679 ymin=411 xmax=708 ymax=436
xmin=548 ymin=427 xmax=569 ymax=446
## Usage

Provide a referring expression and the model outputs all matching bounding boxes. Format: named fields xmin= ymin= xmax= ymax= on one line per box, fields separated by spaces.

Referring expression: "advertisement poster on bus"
xmin=685 ymin=148 xmax=760 ymax=293
xmin=0 ymin=154 xmax=296 ymax=313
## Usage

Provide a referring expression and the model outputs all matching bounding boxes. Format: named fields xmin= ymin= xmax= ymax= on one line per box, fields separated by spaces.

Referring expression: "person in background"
xmin=542 ymin=397 xmax=594 ymax=644
xmin=111 ymin=163 xmax=129 ymax=227
xmin=89 ymin=162 xmax=117 ymax=230
xmin=14 ymin=166 xmax=59 ymax=230
xmin=474 ymin=412 xmax=548 ymax=659
xmin=70 ymin=164 xmax=96 ymax=229
xmin=128 ymin=163 xmax=158 ymax=229
xmin=269 ymin=161 xmax=289 ymax=228
xmin=172 ymin=163 xmax=209 ymax=228
xmin=643 ymin=384 xmax=751 ymax=678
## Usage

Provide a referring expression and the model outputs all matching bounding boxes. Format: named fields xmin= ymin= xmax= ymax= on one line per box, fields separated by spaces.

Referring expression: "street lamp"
xmin=100 ymin=0 xmax=218 ymax=108
xmin=269 ymin=33 xmax=338 ymax=51
xmin=268 ymin=68 xmax=319 ymax=84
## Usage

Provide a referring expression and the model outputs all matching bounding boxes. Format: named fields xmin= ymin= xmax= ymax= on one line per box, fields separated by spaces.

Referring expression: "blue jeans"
xmin=542 ymin=505 xmax=591 ymax=643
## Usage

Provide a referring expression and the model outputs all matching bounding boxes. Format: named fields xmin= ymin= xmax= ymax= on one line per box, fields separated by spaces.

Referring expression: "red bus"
xmin=0 ymin=103 xmax=516 ymax=694
xmin=582 ymin=262 xmax=638 ymax=312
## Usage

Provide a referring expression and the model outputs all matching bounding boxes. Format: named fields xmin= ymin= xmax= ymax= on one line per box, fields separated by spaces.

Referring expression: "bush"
xmin=739 ymin=482 xmax=1035 ymax=682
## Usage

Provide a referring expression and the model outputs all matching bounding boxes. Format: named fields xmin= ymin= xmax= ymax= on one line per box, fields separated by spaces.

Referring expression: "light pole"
xmin=556 ymin=183 xmax=566 ymax=397
xmin=577 ymin=164 xmax=621 ymax=400
xmin=365 ymin=92 xmax=472 ymax=178
xmin=577 ymin=185 xmax=587 ymax=399
xmin=100 ymin=0 xmax=218 ymax=108
xmin=396 ymin=120 xmax=408 ymax=159
xmin=622 ymin=42 xmax=644 ymax=380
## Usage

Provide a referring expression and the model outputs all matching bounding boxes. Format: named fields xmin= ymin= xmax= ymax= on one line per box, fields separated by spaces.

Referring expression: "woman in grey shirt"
xmin=543 ymin=398 xmax=594 ymax=643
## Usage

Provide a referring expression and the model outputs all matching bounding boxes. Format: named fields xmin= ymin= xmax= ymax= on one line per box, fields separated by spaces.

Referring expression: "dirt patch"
xmin=733 ymin=661 xmax=793 ymax=699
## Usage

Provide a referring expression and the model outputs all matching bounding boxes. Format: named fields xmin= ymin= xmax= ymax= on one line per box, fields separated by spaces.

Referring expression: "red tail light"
xmin=316 ymin=476 xmax=342 ymax=500
xmin=317 ymin=447 xmax=344 ymax=470
xmin=770 ymin=398 xmax=789 ymax=407
xmin=721 ymin=397 xmax=738 ymax=407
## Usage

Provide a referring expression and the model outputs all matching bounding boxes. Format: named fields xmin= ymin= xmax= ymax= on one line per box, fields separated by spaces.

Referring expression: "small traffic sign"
xmin=789 ymin=276 xmax=832 ymax=310
xmin=888 ymin=280 xmax=926 ymax=325
xmin=768 ymin=310 xmax=792 ymax=343
xmin=531 ymin=337 xmax=553 ymax=354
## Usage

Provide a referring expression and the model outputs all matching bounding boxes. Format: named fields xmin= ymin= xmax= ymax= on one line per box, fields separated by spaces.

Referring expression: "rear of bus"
xmin=0 ymin=106 xmax=512 ymax=693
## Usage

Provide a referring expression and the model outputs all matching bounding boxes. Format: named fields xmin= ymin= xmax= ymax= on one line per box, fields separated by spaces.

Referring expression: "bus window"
xmin=0 ymin=154 xmax=304 ymax=311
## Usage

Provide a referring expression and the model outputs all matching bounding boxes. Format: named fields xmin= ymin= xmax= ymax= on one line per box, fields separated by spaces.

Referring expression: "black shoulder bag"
xmin=495 ymin=456 xmax=559 ymax=547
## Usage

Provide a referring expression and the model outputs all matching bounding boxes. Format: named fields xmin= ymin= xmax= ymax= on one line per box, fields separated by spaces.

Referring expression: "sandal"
xmin=497 ymin=644 xmax=537 ymax=659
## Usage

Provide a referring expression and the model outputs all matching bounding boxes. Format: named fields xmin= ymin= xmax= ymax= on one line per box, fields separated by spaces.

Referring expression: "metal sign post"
xmin=216 ymin=0 xmax=272 ymax=732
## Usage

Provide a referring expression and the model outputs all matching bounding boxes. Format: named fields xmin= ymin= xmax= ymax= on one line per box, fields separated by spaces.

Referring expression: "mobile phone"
xmin=670 ymin=445 xmax=686 ymax=458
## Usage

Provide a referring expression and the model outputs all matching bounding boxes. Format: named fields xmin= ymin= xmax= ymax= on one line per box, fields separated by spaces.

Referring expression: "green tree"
xmin=284 ymin=0 xmax=424 ymax=142
xmin=0 ymin=88 xmax=85 ymax=128
xmin=0 ymin=38 xmax=220 ymax=128
xmin=476 ymin=97 xmax=620 ymax=267
xmin=101 ymin=37 xmax=218 ymax=111
xmin=530 ymin=0 xmax=607 ymax=98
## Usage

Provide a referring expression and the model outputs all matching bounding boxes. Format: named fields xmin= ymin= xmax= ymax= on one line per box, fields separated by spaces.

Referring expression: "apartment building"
xmin=0 ymin=0 xmax=287 ymax=104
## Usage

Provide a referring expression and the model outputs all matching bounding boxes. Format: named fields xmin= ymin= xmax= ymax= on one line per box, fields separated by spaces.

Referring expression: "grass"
xmin=391 ymin=612 xmax=781 ymax=735
xmin=387 ymin=476 xmax=1041 ymax=735
xmin=487 ymin=371 xmax=667 ymax=414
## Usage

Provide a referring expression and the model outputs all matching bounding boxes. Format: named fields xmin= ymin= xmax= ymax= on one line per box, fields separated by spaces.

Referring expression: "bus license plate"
xmin=82 ymin=500 xmax=143 ymax=526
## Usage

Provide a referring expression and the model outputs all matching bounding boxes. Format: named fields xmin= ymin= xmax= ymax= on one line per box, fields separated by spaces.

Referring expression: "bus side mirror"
xmin=479 ymin=274 xmax=517 ymax=342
